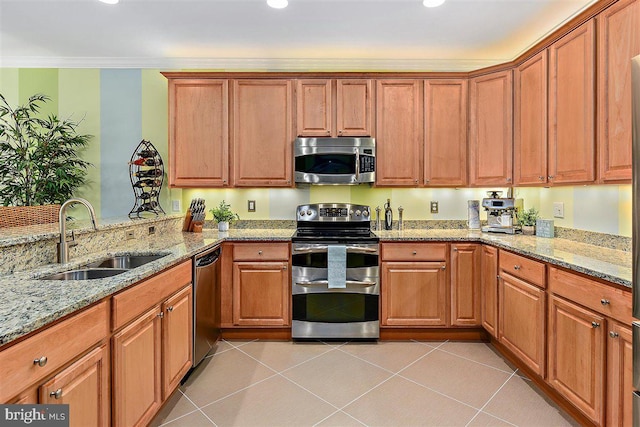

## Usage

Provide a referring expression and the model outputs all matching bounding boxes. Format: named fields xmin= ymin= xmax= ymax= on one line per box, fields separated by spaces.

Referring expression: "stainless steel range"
xmin=291 ymin=203 xmax=380 ymax=339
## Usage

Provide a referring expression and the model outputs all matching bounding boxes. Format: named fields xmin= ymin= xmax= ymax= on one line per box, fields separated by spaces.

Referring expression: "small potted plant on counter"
xmin=209 ymin=200 xmax=239 ymax=231
xmin=518 ymin=207 xmax=539 ymax=235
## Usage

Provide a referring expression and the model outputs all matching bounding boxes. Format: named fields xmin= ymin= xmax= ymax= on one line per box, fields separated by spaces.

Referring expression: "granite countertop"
xmin=0 ymin=227 xmax=631 ymax=347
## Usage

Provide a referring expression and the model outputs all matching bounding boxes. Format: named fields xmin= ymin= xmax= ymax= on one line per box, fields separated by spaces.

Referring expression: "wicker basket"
xmin=0 ymin=204 xmax=61 ymax=228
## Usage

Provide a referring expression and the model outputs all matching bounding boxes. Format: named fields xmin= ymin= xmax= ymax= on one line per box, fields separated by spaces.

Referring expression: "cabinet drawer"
xmin=499 ymin=250 xmax=545 ymax=288
xmin=0 ymin=301 xmax=109 ymax=402
xmin=381 ymin=243 xmax=447 ymax=261
xmin=233 ymin=243 xmax=289 ymax=261
xmin=112 ymin=260 xmax=192 ymax=331
xmin=549 ymin=267 xmax=632 ymax=324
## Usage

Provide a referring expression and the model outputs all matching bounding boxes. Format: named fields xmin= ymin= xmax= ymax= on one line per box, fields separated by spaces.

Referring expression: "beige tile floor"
xmin=151 ymin=340 xmax=579 ymax=427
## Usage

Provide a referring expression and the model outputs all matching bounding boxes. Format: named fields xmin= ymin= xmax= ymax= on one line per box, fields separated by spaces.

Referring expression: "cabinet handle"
xmin=50 ymin=389 xmax=63 ymax=399
xmin=538 ymin=176 xmax=544 ymax=181
xmin=33 ymin=356 xmax=48 ymax=367
xmin=415 ymin=179 xmax=418 ymax=184
xmin=513 ymin=265 xmax=521 ymax=270
xmin=506 ymin=177 xmax=512 ymax=182
xmin=496 ymin=275 xmax=500 ymax=280
xmin=258 ymin=250 xmax=263 ymax=255
xmin=592 ymin=321 xmax=600 ymax=328
xmin=609 ymin=331 xmax=619 ymax=338
xmin=441 ymin=265 xmax=446 ymax=270
xmin=425 ymin=179 xmax=430 ymax=184
xmin=337 ymin=130 xmax=343 ymax=135
xmin=600 ymin=299 xmax=610 ymax=306
xmin=158 ymin=312 xmax=164 ymax=318
xmin=167 ymin=306 xmax=174 ymax=312
xmin=283 ymin=265 xmax=287 ymax=270
xmin=412 ymin=251 xmax=417 ymax=255
xmin=548 ymin=175 xmax=555 ymax=180
xmin=453 ymin=247 xmax=458 ymax=252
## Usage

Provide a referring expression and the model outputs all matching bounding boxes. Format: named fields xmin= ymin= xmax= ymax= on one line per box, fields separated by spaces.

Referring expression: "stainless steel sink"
xmin=85 ymin=254 xmax=168 ymax=269
xmin=41 ymin=268 xmax=129 ymax=280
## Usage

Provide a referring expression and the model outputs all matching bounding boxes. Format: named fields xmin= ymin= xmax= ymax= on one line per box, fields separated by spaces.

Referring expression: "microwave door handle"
xmin=295 ymin=280 xmax=376 ymax=287
xmin=355 ymin=148 xmax=360 ymax=181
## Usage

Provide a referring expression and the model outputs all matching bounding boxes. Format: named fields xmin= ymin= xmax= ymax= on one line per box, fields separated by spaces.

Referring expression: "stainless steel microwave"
xmin=294 ymin=137 xmax=376 ymax=185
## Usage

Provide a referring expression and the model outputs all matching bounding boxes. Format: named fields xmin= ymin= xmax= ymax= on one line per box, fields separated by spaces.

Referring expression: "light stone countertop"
xmin=0 ymin=227 xmax=631 ymax=347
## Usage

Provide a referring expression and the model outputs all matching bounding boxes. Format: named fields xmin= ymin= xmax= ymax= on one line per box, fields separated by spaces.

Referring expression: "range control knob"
xmin=299 ymin=211 xmax=306 ymax=216
xmin=355 ymin=210 xmax=362 ymax=216
xmin=306 ymin=210 xmax=313 ymax=216
xmin=362 ymin=210 xmax=369 ymax=217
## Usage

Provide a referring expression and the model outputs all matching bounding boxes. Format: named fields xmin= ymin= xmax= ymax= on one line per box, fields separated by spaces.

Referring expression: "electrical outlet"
xmin=430 ymin=201 xmax=439 ymax=214
xmin=125 ymin=230 xmax=135 ymax=240
xmin=148 ymin=226 xmax=156 ymax=235
xmin=171 ymin=200 xmax=181 ymax=212
xmin=248 ymin=200 xmax=256 ymax=212
xmin=553 ymin=202 xmax=564 ymax=218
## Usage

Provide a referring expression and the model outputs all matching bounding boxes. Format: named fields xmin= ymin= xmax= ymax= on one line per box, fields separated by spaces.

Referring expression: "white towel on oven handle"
xmin=327 ymin=245 xmax=347 ymax=288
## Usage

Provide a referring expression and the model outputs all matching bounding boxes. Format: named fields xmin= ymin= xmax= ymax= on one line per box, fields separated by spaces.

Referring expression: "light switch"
xmin=553 ymin=202 xmax=564 ymax=218
xmin=248 ymin=200 xmax=256 ymax=212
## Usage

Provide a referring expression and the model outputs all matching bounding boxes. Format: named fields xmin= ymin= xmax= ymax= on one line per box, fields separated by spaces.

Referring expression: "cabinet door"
xmin=480 ymin=245 xmax=499 ymax=338
xmin=469 ymin=70 xmax=513 ymax=186
xmin=232 ymin=80 xmax=293 ymax=187
xmin=381 ymin=261 xmax=447 ymax=326
xmin=450 ymin=244 xmax=481 ymax=326
xmin=233 ymin=261 xmax=290 ymax=326
xmin=598 ymin=0 xmax=640 ymax=183
xmin=606 ymin=321 xmax=633 ymax=426
xmin=548 ymin=295 xmax=605 ymax=425
xmin=375 ymin=80 xmax=422 ymax=186
xmin=296 ymin=79 xmax=332 ymax=137
xmin=336 ymin=79 xmax=372 ymax=136
xmin=548 ymin=20 xmax=596 ymax=184
xmin=168 ymin=79 xmax=229 ymax=187
xmin=514 ymin=52 xmax=548 ymax=186
xmin=40 ymin=345 xmax=109 ymax=427
xmin=112 ymin=307 xmax=162 ymax=427
xmin=162 ymin=286 xmax=193 ymax=400
xmin=424 ymin=79 xmax=468 ymax=187
xmin=499 ymin=272 xmax=546 ymax=377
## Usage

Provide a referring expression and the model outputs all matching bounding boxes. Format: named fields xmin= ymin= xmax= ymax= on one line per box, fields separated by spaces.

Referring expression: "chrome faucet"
xmin=58 ymin=198 xmax=98 ymax=263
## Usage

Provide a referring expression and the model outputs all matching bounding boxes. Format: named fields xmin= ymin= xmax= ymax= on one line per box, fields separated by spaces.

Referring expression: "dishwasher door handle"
xmin=196 ymin=248 xmax=221 ymax=268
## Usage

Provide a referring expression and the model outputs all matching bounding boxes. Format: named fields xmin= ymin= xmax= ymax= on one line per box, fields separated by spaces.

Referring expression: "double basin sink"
xmin=41 ymin=254 xmax=169 ymax=280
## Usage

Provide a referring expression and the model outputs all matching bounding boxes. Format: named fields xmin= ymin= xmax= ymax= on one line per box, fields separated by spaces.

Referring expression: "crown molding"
xmin=0 ymin=56 xmax=502 ymax=72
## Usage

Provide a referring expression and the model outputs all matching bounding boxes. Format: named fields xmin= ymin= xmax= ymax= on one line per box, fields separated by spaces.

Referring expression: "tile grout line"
xmin=157 ymin=389 xmax=207 ymax=426
xmin=178 ymin=389 xmax=219 ymax=427
xmin=434 ymin=347 xmax=518 ymax=376
xmin=464 ymin=369 xmax=520 ymax=427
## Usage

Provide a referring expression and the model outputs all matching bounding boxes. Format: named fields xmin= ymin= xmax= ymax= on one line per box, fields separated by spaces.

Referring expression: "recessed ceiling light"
xmin=267 ymin=0 xmax=288 ymax=9
xmin=423 ymin=0 xmax=445 ymax=7
xmin=99 ymin=0 xmax=119 ymax=4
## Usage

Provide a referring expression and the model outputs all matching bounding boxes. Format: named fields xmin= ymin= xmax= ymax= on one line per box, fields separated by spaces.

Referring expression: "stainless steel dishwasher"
xmin=192 ymin=245 xmax=221 ymax=368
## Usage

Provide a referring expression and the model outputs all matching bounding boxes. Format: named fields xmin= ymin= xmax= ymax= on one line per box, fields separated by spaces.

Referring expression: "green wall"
xmin=0 ymin=68 xmax=632 ymax=236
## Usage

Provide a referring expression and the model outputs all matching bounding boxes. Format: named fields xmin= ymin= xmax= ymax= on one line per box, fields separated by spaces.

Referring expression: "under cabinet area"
xmin=222 ymin=242 xmax=291 ymax=328
xmin=296 ymin=79 xmax=372 ymax=137
xmin=111 ymin=260 xmax=193 ymax=427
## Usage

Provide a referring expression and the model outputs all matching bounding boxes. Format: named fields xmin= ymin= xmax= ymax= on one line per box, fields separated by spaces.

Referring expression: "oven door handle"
xmin=295 ymin=279 xmax=377 ymax=287
xmin=293 ymin=246 xmax=378 ymax=254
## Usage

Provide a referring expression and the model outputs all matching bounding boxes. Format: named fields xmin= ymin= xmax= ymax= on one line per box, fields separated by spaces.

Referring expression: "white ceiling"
xmin=0 ymin=0 xmax=597 ymax=71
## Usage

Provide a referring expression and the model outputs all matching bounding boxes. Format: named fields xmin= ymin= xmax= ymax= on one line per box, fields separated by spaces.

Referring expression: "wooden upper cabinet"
xmin=514 ymin=52 xmax=548 ymax=186
xmin=336 ymin=79 xmax=372 ymax=136
xmin=597 ymin=0 xmax=639 ymax=183
xmin=232 ymin=79 xmax=293 ymax=187
xmin=424 ymin=79 xmax=468 ymax=187
xmin=548 ymin=20 xmax=596 ymax=185
xmin=168 ymin=79 xmax=229 ymax=187
xmin=469 ymin=70 xmax=513 ymax=187
xmin=376 ymin=79 xmax=423 ymax=186
xmin=296 ymin=79 xmax=332 ymax=137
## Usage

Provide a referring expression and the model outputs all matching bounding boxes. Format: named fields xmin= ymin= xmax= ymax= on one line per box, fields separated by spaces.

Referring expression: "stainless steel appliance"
xmin=631 ymin=54 xmax=640 ymax=425
xmin=481 ymin=191 xmax=518 ymax=235
xmin=192 ymin=245 xmax=221 ymax=368
xmin=291 ymin=203 xmax=380 ymax=339
xmin=294 ymin=137 xmax=375 ymax=185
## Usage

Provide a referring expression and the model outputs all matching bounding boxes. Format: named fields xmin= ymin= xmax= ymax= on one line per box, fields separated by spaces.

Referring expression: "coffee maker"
xmin=481 ymin=191 xmax=519 ymax=234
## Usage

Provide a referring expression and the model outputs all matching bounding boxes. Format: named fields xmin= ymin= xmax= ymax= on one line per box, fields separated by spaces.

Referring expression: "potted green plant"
xmin=209 ymin=200 xmax=239 ymax=231
xmin=517 ymin=207 xmax=539 ymax=235
xmin=0 ymin=93 xmax=92 ymax=225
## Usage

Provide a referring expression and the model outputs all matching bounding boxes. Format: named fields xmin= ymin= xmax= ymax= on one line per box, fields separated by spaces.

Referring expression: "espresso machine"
xmin=481 ymin=191 xmax=519 ymax=234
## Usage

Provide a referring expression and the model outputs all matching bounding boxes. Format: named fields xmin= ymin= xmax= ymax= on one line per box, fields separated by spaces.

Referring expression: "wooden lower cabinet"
xmin=233 ymin=261 xmax=290 ymax=326
xmin=499 ymin=271 xmax=546 ymax=377
xmin=450 ymin=244 xmax=481 ymax=326
xmin=480 ymin=245 xmax=499 ymax=338
xmin=606 ymin=321 xmax=633 ymax=427
xmin=162 ymin=286 xmax=193 ymax=399
xmin=40 ymin=345 xmax=110 ymax=427
xmin=548 ymin=294 xmax=605 ymax=425
xmin=381 ymin=261 xmax=447 ymax=326
xmin=112 ymin=306 xmax=163 ymax=427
